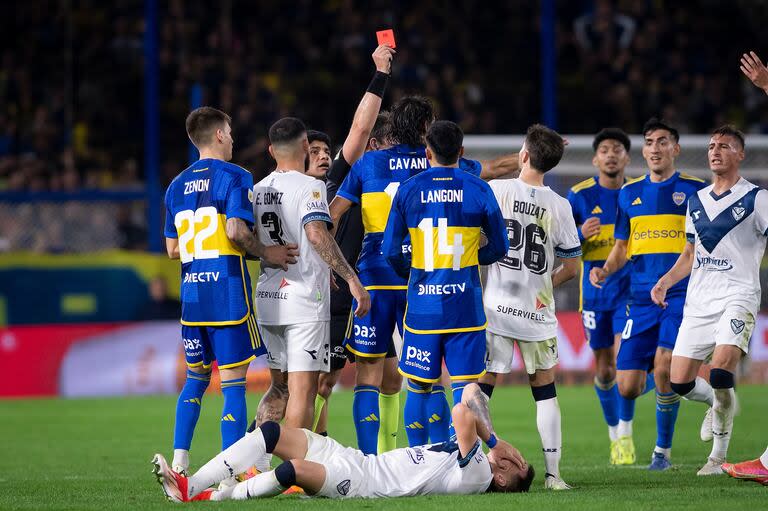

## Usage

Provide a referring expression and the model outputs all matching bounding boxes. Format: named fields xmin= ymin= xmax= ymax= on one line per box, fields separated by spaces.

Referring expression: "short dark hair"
xmin=525 ymin=124 xmax=564 ymax=173
xmin=593 ymin=127 xmax=631 ymax=152
xmin=390 ymin=96 xmax=435 ymax=146
xmin=186 ymin=107 xmax=231 ymax=148
xmin=711 ymin=124 xmax=745 ymax=149
xmin=642 ymin=117 xmax=679 ymax=143
xmin=493 ymin=464 xmax=535 ymax=493
xmin=269 ymin=117 xmax=307 ymax=146
xmin=426 ymin=120 xmax=464 ymax=165
xmin=517 ymin=465 xmax=535 ymax=492
xmin=370 ymin=112 xmax=392 ymax=143
xmin=307 ymin=130 xmax=331 ymax=148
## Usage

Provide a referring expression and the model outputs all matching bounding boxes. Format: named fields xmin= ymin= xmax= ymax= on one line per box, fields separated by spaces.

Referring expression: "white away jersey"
xmin=254 ymin=170 xmax=332 ymax=324
xmin=483 ymin=179 xmax=582 ymax=340
xmin=369 ymin=440 xmax=492 ymax=497
xmin=684 ymin=178 xmax=768 ymax=317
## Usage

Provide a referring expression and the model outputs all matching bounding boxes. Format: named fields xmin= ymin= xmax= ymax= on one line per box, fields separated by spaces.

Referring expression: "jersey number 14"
xmin=417 ymin=217 xmax=465 ymax=272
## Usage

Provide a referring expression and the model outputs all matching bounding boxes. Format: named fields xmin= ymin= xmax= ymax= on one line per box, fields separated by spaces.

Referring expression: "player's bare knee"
xmin=220 ymin=364 xmax=248 ymax=381
xmin=618 ymin=380 xmax=641 ymax=399
xmin=711 ymin=346 xmax=743 ymax=373
xmin=408 ymin=378 xmax=432 ymax=393
xmin=187 ymin=365 xmax=211 ymax=376
xmin=381 ymin=378 xmax=402 ymax=395
xmin=451 ymin=402 xmax=470 ymax=422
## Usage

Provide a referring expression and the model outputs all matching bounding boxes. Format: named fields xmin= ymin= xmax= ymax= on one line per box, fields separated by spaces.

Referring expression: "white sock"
xmin=536 ymin=397 xmax=561 ymax=478
xmin=709 ymin=388 xmax=735 ymax=461
xmin=618 ymin=419 xmax=632 ymax=438
xmin=608 ymin=425 xmax=619 ymax=442
xmin=172 ymin=449 xmax=189 ymax=472
xmin=654 ymin=446 xmax=671 ymax=458
xmin=760 ymin=446 xmax=768 ymax=469
xmin=230 ymin=471 xmax=284 ymax=500
xmin=254 ymin=452 xmax=273 ymax=473
xmin=683 ymin=377 xmax=714 ymax=407
xmin=187 ymin=429 xmax=267 ymax=498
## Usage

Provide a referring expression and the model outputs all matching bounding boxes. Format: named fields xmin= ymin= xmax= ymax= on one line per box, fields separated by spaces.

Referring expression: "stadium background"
xmin=3 ymin=0 xmax=768 ymax=398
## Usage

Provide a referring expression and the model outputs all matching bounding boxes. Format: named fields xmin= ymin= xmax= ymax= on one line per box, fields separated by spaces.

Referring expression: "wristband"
xmin=366 ymin=71 xmax=389 ymax=97
xmin=485 ymin=434 xmax=498 ymax=449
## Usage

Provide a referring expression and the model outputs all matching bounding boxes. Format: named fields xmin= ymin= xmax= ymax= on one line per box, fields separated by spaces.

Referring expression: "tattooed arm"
xmin=304 ymin=220 xmax=371 ymax=318
xmin=226 ymin=217 xmax=299 ymax=270
xmin=255 ymin=371 xmax=289 ymax=426
xmin=454 ymin=383 xmax=526 ymax=469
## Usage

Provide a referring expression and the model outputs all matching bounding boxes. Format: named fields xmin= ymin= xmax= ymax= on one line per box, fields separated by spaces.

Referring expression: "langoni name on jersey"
xmin=420 ymin=189 xmax=463 ymax=203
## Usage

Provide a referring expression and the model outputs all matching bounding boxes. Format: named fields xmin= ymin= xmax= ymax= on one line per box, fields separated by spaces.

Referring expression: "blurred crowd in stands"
xmin=1 ymin=0 xmax=767 ymax=252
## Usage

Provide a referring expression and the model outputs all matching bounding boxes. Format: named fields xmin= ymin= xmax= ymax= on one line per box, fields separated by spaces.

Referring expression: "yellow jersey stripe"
xmin=627 ymin=214 xmax=687 ymax=256
xmin=403 ymin=321 xmax=487 ymax=335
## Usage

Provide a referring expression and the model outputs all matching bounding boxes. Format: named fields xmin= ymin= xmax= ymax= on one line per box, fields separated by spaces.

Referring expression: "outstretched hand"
xmin=740 ymin=51 xmax=768 ymax=93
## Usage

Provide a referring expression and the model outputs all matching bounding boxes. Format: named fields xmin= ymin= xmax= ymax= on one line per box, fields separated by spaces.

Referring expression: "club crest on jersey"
xmin=672 ymin=192 xmax=686 ymax=206
xmin=731 ymin=319 xmax=745 ymax=335
xmin=731 ymin=205 xmax=745 ymax=221
xmin=312 ymin=190 xmax=321 ymax=199
xmin=691 ymin=209 xmax=702 ymax=222
xmin=336 ymin=479 xmax=351 ymax=496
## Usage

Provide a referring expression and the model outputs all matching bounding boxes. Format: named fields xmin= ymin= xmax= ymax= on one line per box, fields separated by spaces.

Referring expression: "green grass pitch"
xmin=1 ymin=385 xmax=766 ymax=510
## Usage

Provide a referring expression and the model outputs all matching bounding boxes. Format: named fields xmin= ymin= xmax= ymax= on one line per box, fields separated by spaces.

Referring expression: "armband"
xmin=366 ymin=71 xmax=389 ymax=97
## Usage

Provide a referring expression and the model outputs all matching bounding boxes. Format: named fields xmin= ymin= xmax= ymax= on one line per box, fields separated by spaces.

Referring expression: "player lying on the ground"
xmin=152 ymin=383 xmax=534 ymax=501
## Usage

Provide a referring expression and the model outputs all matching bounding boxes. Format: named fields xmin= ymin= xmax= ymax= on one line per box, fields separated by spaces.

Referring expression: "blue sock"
xmin=220 ymin=378 xmax=247 ymax=450
xmin=427 ymin=385 xmax=451 ymax=443
xmin=594 ymin=378 xmax=619 ymax=428
xmin=643 ymin=372 xmax=656 ymax=395
xmin=618 ymin=393 xmax=635 ymax=422
xmin=655 ymin=391 xmax=681 ymax=449
xmin=173 ymin=370 xmax=210 ymax=450
xmin=404 ymin=382 xmax=430 ymax=446
xmin=451 ymin=381 xmax=469 ymax=406
xmin=353 ymin=385 xmax=380 ymax=454
xmin=448 ymin=382 xmax=470 ymax=438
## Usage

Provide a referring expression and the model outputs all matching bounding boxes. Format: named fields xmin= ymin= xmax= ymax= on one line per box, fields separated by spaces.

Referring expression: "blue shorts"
xmin=581 ymin=305 xmax=628 ymax=351
xmin=616 ymin=295 xmax=684 ymax=371
xmin=399 ymin=328 xmax=486 ymax=383
xmin=181 ymin=314 xmax=265 ymax=370
xmin=344 ymin=288 xmax=406 ymax=358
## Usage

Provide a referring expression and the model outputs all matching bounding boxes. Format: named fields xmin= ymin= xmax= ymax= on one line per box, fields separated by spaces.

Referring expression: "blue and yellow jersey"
xmin=614 ymin=171 xmax=707 ymax=298
xmin=164 ymin=158 xmax=255 ymax=325
xmin=382 ymin=167 xmax=507 ymax=333
xmin=336 ymin=144 xmax=481 ymax=288
xmin=567 ymin=177 xmax=630 ymax=312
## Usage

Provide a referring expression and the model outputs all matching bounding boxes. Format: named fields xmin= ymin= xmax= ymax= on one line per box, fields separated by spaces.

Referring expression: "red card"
xmin=376 ymin=29 xmax=396 ymax=48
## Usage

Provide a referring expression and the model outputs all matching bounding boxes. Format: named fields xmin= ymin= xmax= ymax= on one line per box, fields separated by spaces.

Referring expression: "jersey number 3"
xmin=500 ymin=219 xmax=548 ymax=275
xmin=261 ymin=212 xmax=286 ymax=245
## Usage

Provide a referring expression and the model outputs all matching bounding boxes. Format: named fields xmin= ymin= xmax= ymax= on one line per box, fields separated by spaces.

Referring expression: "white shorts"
xmin=486 ymin=332 xmax=558 ymax=375
xmin=304 ymin=430 xmax=373 ymax=498
xmin=673 ymin=306 xmax=754 ymax=361
xmin=259 ymin=321 xmax=330 ymax=373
